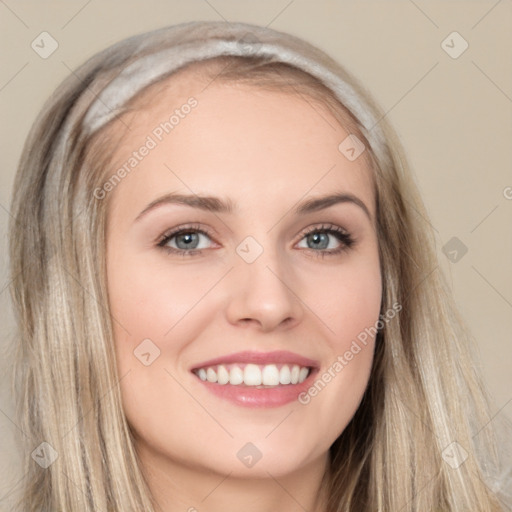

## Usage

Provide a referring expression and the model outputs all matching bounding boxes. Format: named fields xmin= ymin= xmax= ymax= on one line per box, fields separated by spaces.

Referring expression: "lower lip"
xmin=192 ymin=369 xmax=318 ymax=408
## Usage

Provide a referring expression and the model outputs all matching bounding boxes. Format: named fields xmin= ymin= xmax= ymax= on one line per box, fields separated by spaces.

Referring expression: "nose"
xmin=224 ymin=248 xmax=304 ymax=332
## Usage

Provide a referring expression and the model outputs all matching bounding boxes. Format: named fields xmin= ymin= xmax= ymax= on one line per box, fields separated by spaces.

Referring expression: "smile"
xmin=193 ymin=363 xmax=311 ymax=387
xmin=190 ymin=350 xmax=319 ymax=407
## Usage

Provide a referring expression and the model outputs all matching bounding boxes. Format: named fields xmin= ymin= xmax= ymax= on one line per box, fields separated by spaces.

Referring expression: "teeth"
xmin=279 ymin=365 xmax=291 ymax=384
xmin=194 ymin=363 xmax=311 ymax=387
xmin=217 ymin=365 xmax=229 ymax=385
xmin=290 ymin=365 xmax=300 ymax=384
xmin=262 ymin=364 xmax=279 ymax=386
xmin=298 ymin=367 xmax=309 ymax=383
xmin=206 ymin=368 xmax=217 ymax=383
xmin=229 ymin=366 xmax=244 ymax=385
xmin=244 ymin=364 xmax=262 ymax=385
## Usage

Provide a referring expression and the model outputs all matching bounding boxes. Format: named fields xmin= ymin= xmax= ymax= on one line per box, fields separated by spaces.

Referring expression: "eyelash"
xmin=156 ymin=223 xmax=355 ymax=258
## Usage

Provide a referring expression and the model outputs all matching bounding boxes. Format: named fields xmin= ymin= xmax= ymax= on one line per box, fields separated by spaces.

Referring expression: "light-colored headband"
xmin=82 ymin=20 xmax=386 ymax=154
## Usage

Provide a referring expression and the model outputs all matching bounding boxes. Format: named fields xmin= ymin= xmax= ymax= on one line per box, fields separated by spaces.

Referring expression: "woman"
xmin=8 ymin=20 xmax=509 ymax=511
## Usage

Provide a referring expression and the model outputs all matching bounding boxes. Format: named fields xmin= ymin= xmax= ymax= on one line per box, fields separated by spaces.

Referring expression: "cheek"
xmin=106 ymin=250 xmax=205 ymax=447
xmin=295 ymin=253 xmax=382 ymax=439
xmin=304 ymin=250 xmax=382 ymax=347
xmin=107 ymin=249 xmax=213 ymax=347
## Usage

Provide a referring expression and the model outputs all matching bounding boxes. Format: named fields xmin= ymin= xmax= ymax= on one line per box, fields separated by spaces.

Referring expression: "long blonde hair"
xmin=8 ymin=21 xmax=507 ymax=511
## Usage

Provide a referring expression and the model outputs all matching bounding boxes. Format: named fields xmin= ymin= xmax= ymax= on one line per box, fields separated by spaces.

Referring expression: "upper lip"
xmin=191 ymin=350 xmax=320 ymax=371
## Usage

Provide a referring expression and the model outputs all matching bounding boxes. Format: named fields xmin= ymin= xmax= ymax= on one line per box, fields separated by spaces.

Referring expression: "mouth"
xmin=190 ymin=351 xmax=319 ymax=407
xmin=192 ymin=363 xmax=312 ymax=388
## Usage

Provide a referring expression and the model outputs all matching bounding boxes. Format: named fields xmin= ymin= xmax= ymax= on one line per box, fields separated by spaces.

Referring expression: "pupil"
xmin=177 ymin=232 xmax=198 ymax=249
xmin=309 ymin=232 xmax=328 ymax=249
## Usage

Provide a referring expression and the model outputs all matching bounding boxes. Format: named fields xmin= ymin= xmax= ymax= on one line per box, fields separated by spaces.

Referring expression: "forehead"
xmin=104 ymin=69 xmax=375 ymax=220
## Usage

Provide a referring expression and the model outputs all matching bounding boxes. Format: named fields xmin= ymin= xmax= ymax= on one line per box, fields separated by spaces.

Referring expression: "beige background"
xmin=1 ymin=0 xmax=511 ymax=507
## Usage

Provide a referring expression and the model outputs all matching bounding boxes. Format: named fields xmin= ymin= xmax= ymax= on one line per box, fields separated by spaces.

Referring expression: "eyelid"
xmin=296 ymin=223 xmax=356 ymax=251
xmin=156 ymin=221 xmax=355 ymax=256
xmin=297 ymin=222 xmax=350 ymax=237
xmin=156 ymin=223 xmax=216 ymax=244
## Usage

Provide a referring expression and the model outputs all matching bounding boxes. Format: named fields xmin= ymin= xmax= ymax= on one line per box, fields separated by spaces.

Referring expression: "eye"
xmin=157 ymin=224 xmax=215 ymax=256
xmin=157 ymin=222 xmax=355 ymax=258
xmin=296 ymin=224 xmax=355 ymax=257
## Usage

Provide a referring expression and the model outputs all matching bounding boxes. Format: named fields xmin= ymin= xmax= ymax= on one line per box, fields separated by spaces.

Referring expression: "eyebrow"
xmin=134 ymin=191 xmax=372 ymax=222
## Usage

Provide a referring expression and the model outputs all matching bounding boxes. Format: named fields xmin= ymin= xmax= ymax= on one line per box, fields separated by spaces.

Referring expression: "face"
xmin=104 ymin=70 xmax=382 ymax=484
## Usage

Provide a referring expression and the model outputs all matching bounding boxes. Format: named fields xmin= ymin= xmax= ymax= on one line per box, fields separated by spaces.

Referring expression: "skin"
xmin=105 ymin=69 xmax=382 ymax=512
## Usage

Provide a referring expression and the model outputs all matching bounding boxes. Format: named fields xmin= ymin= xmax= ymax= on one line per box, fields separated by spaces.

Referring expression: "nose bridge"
xmin=225 ymin=234 xmax=303 ymax=331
